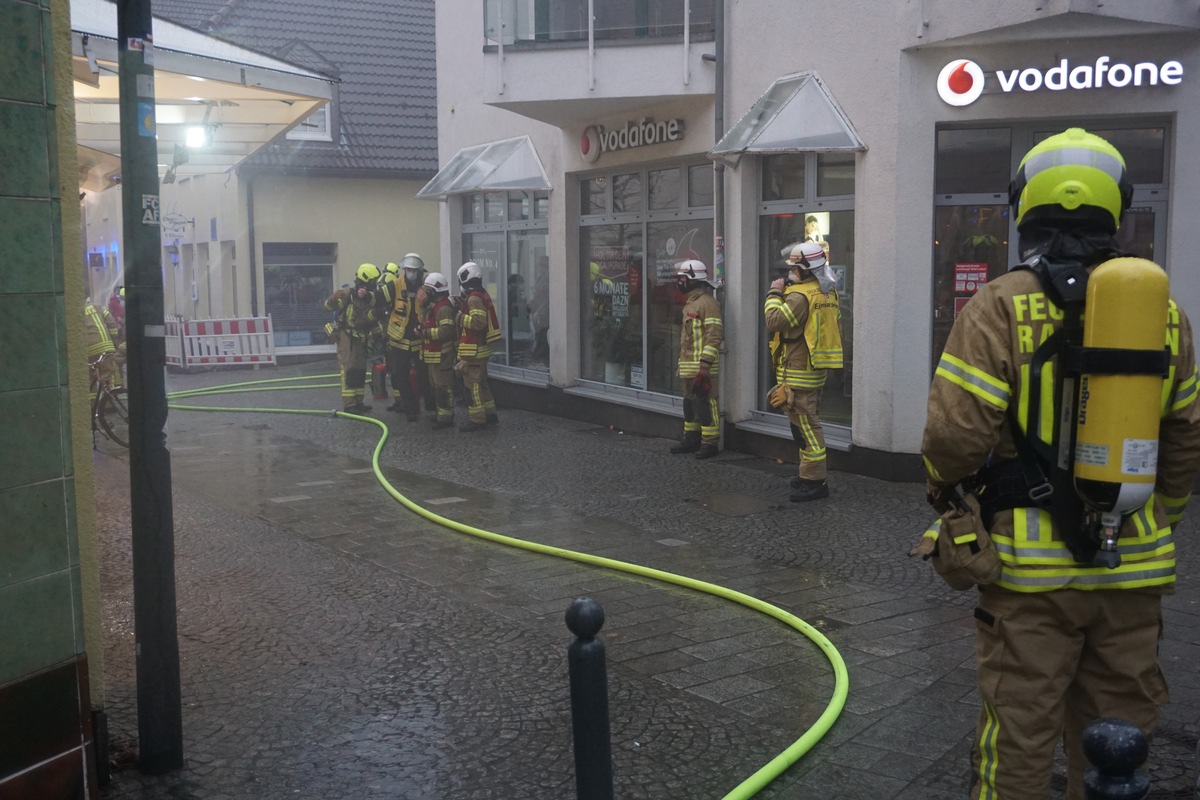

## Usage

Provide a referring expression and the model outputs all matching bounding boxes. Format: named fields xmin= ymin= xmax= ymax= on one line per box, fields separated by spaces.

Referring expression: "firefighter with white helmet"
xmin=921 ymin=128 xmax=1200 ymax=798
xmin=764 ymin=240 xmax=843 ymax=501
xmin=417 ymin=271 xmax=458 ymax=429
xmin=669 ymin=259 xmax=723 ymax=458
xmin=379 ymin=253 xmax=429 ymax=421
xmin=324 ymin=263 xmax=385 ymax=413
xmin=456 ymin=261 xmax=502 ymax=431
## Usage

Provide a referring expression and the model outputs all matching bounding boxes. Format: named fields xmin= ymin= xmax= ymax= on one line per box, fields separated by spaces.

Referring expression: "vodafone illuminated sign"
xmin=938 ymin=56 xmax=1184 ymax=106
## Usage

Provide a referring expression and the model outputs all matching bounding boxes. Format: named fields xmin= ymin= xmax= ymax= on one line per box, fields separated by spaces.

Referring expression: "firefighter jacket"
xmin=84 ymin=300 xmax=119 ymax=358
xmin=381 ymin=276 xmax=423 ymax=351
xmin=324 ymin=287 xmax=382 ymax=340
xmin=458 ymin=289 xmax=501 ymax=360
xmin=421 ymin=296 xmax=458 ymax=364
xmin=764 ymin=278 xmax=843 ymax=389
xmin=677 ymin=287 xmax=723 ymax=378
xmin=922 ymin=266 xmax=1200 ymax=593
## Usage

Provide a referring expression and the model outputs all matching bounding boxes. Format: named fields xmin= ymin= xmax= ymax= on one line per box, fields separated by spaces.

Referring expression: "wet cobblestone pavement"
xmin=95 ymin=360 xmax=1200 ymax=799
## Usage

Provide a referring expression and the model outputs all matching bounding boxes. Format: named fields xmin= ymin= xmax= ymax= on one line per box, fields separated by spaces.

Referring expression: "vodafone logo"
xmin=938 ymin=55 xmax=1185 ymax=107
xmin=938 ymin=59 xmax=985 ymax=106
xmin=579 ymin=118 xmax=684 ymax=164
xmin=580 ymin=127 xmax=602 ymax=164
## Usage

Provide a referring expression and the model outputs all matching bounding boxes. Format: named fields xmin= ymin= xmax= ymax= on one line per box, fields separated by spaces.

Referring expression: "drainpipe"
xmin=247 ymin=176 xmax=259 ymax=316
xmin=710 ymin=0 xmax=725 ymax=287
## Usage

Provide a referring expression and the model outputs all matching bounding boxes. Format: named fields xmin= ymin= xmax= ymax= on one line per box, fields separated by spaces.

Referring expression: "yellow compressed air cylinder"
xmin=1074 ymin=257 xmax=1169 ymax=517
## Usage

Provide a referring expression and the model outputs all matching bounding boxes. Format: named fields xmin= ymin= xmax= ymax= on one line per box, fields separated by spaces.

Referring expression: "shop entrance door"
xmin=1115 ymin=202 xmax=1166 ymax=264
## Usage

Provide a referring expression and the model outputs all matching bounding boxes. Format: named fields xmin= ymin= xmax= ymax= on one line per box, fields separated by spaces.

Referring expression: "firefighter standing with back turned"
xmin=763 ymin=240 xmax=843 ymax=501
xmin=921 ymin=128 xmax=1200 ymax=799
xmin=669 ymin=259 xmax=724 ymax=459
xmin=324 ymin=263 xmax=384 ymax=413
xmin=456 ymin=261 xmax=502 ymax=432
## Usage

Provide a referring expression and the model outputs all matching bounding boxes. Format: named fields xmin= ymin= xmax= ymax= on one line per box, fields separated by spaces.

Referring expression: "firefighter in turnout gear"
xmin=324 ymin=263 xmax=385 ymax=413
xmin=764 ymin=240 xmax=843 ymax=501
xmin=456 ymin=262 xmax=501 ymax=432
xmin=85 ymin=297 xmax=125 ymax=388
xmin=921 ymin=128 xmax=1200 ymax=800
xmin=670 ymin=260 xmax=724 ymax=458
xmin=419 ymin=272 xmax=458 ymax=429
xmin=379 ymin=254 xmax=429 ymax=421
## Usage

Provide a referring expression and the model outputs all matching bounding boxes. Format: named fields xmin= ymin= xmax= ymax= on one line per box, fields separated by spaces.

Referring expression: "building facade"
xmin=429 ymin=0 xmax=1200 ymax=479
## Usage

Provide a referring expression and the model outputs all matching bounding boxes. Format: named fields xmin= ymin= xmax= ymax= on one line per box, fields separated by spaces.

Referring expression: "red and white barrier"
xmin=166 ymin=315 xmax=276 ymax=368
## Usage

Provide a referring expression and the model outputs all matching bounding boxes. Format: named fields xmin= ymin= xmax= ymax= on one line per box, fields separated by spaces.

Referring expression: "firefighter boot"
xmin=670 ymin=431 xmax=701 ymax=454
xmin=789 ymin=479 xmax=829 ymax=503
xmin=695 ymin=443 xmax=719 ymax=460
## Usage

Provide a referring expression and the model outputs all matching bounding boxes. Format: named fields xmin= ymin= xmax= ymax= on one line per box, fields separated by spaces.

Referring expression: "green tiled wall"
xmin=0 ymin=0 xmax=83 ymax=687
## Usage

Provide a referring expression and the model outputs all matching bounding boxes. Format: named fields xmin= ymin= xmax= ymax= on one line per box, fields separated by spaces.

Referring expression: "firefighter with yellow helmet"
xmin=324 ymin=263 xmax=385 ymax=413
xmin=921 ymin=128 xmax=1200 ymax=798
xmin=763 ymin=240 xmax=843 ymax=501
xmin=379 ymin=254 xmax=429 ymax=421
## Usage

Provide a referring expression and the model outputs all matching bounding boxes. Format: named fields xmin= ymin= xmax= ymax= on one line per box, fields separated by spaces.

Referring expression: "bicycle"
xmin=89 ymin=351 xmax=130 ymax=448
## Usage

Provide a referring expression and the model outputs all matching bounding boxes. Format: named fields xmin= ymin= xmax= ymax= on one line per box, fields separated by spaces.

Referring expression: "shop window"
xmin=931 ymin=205 xmax=1010 ymax=370
xmin=461 ymin=191 xmax=550 ymax=372
xmin=762 ymin=153 xmax=805 ymax=202
xmin=262 ymin=242 xmax=336 ymax=348
xmin=579 ymin=161 xmax=714 ymax=391
xmin=582 ymin=225 xmax=644 ymax=386
xmin=935 ymin=128 xmax=1011 ymax=195
xmin=688 ymin=163 xmax=714 ymax=207
xmin=582 ymin=176 xmax=607 ymax=216
xmin=613 ymin=173 xmax=643 ymax=213
xmin=648 ymin=168 xmax=681 ymax=210
xmin=817 ymin=152 xmax=855 ymax=197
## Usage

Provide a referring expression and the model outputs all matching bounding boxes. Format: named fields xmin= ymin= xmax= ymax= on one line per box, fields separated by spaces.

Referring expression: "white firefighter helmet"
xmin=457 ymin=261 xmax=482 ymax=285
xmin=675 ymin=259 xmax=715 ymax=288
xmin=785 ymin=241 xmax=827 ymax=270
xmin=423 ymin=272 xmax=449 ymax=293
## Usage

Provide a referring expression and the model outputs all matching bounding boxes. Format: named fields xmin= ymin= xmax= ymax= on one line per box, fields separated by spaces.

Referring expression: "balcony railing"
xmin=484 ymin=0 xmax=715 ymax=47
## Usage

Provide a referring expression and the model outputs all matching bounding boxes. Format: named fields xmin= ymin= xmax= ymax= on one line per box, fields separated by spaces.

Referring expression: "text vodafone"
xmin=994 ymin=56 xmax=1183 ymax=93
xmin=593 ymin=118 xmax=685 ymax=155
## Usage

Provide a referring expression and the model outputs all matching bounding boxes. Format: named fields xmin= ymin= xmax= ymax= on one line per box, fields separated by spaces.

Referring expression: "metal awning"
xmin=711 ymin=71 xmax=865 ymax=166
xmin=72 ymin=0 xmax=335 ymax=191
xmin=416 ymin=136 xmax=550 ymax=200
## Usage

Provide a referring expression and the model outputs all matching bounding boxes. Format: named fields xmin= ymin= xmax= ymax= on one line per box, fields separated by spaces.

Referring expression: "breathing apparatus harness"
xmin=971 ymin=231 xmax=1171 ymax=567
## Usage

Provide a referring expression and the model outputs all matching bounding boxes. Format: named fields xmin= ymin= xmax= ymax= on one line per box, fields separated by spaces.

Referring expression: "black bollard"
xmin=566 ymin=597 xmax=614 ymax=800
xmin=1082 ymin=718 xmax=1150 ymax=800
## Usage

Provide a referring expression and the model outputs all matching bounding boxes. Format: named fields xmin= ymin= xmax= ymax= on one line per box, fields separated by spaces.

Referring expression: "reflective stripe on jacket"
xmin=384 ymin=276 xmax=422 ymax=351
xmin=458 ymin=289 xmax=501 ymax=359
xmin=677 ymin=288 xmax=723 ymax=378
xmin=85 ymin=301 xmax=117 ymax=357
xmin=764 ymin=280 xmax=842 ymax=389
xmin=922 ymin=267 xmax=1200 ymax=592
xmin=421 ymin=297 xmax=457 ymax=364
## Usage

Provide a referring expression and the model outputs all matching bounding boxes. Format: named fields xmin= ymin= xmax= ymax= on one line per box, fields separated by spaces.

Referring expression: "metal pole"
xmin=566 ymin=597 xmax=613 ymax=800
xmin=116 ymin=0 xmax=184 ymax=774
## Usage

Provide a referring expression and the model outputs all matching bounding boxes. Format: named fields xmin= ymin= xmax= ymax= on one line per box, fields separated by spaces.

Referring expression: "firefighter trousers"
xmin=427 ymin=361 xmax=455 ymax=422
xmin=459 ymin=358 xmax=494 ymax=424
xmin=681 ymin=379 xmax=720 ymax=445
xmin=335 ymin=332 xmax=368 ymax=409
xmin=784 ymin=386 xmax=826 ymax=480
xmin=970 ymin=586 xmax=1167 ymax=800
xmin=387 ymin=345 xmax=427 ymax=417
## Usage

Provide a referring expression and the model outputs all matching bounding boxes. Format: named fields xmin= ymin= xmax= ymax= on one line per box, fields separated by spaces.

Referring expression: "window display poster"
xmin=954 ymin=262 xmax=988 ymax=295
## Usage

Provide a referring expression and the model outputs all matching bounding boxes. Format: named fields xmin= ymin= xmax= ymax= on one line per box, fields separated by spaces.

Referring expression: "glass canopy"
xmin=417 ymin=136 xmax=551 ymax=200
xmin=711 ymin=72 xmax=865 ymax=165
